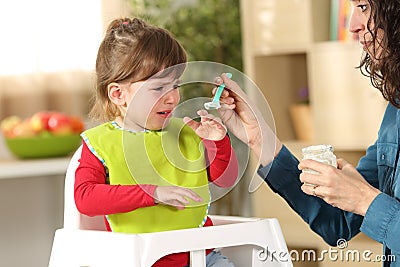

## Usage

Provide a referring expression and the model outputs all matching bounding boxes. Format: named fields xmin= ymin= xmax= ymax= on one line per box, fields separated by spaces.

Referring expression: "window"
xmin=0 ymin=0 xmax=102 ymax=74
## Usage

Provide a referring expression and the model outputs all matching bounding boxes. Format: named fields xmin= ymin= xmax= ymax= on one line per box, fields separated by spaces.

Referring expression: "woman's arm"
xmin=358 ymin=143 xmax=400 ymax=254
xmin=260 ymin=145 xmax=365 ymax=246
xmin=361 ymin=193 xmax=400 ymax=253
xmin=74 ymin=142 xmax=157 ymax=216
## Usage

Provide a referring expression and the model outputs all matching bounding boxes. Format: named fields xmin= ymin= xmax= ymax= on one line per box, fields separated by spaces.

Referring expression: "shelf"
xmin=253 ymin=53 xmax=308 ymax=141
xmin=253 ymin=46 xmax=308 ymax=57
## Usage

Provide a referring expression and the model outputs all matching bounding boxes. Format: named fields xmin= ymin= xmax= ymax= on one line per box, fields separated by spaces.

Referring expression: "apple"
xmin=0 ymin=116 xmax=22 ymax=137
xmin=47 ymin=112 xmax=74 ymax=135
xmin=69 ymin=116 xmax=85 ymax=133
xmin=1 ymin=111 xmax=85 ymax=138
xmin=29 ymin=111 xmax=54 ymax=133
xmin=10 ymin=119 xmax=37 ymax=138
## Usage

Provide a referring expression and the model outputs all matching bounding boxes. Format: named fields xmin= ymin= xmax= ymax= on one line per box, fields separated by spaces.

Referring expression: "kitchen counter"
xmin=0 ymin=137 xmax=72 ymax=267
xmin=0 ymin=135 xmax=72 ymax=180
xmin=0 ymin=156 xmax=71 ymax=180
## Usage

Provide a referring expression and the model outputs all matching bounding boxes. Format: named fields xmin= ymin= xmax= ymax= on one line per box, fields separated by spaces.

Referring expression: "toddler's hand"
xmin=153 ymin=186 xmax=203 ymax=210
xmin=183 ymin=110 xmax=227 ymax=141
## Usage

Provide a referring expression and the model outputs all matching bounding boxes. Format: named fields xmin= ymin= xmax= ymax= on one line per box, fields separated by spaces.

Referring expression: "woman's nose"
xmin=348 ymin=10 xmax=365 ymax=37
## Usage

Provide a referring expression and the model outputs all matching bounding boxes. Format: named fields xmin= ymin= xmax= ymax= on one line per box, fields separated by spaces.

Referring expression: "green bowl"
xmin=5 ymin=134 xmax=82 ymax=159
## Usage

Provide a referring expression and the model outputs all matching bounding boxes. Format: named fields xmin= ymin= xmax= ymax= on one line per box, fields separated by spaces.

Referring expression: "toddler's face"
xmin=124 ymin=75 xmax=181 ymax=131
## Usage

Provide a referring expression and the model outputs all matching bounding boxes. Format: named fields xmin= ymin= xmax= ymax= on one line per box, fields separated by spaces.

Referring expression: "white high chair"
xmin=49 ymin=146 xmax=293 ymax=267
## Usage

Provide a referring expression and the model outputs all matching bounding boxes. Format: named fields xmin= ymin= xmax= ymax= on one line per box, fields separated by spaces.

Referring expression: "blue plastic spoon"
xmin=204 ymin=73 xmax=232 ymax=110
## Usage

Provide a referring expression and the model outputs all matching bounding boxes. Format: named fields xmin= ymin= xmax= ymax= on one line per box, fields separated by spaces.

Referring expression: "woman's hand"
xmin=214 ymin=73 xmax=282 ymax=165
xmin=214 ymin=74 xmax=261 ymax=145
xmin=183 ymin=109 xmax=227 ymax=141
xmin=298 ymin=158 xmax=381 ymax=215
xmin=153 ymin=186 xmax=203 ymax=210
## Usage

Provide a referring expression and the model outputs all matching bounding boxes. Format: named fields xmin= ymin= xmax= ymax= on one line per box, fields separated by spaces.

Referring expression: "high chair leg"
xmin=190 ymin=249 xmax=206 ymax=267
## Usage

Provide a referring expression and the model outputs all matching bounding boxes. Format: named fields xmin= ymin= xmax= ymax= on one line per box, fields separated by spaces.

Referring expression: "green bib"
xmin=82 ymin=118 xmax=210 ymax=234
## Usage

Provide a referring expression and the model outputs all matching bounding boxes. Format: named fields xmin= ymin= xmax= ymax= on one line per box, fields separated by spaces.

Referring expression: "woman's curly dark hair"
xmin=359 ymin=0 xmax=400 ymax=107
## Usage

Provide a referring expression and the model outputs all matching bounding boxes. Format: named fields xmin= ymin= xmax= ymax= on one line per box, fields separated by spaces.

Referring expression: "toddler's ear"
xmin=108 ymin=82 xmax=126 ymax=106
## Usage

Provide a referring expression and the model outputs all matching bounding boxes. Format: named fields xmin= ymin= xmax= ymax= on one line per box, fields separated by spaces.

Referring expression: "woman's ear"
xmin=108 ymin=82 xmax=126 ymax=106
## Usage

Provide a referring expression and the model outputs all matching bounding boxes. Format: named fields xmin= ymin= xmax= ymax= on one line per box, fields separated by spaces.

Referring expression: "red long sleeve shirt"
xmin=74 ymin=135 xmax=238 ymax=267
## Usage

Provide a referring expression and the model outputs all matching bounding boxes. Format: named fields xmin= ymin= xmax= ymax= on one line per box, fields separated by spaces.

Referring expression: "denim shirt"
xmin=258 ymin=103 xmax=400 ymax=266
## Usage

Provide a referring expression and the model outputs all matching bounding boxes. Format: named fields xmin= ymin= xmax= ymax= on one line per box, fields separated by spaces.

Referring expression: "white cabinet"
xmin=308 ymin=42 xmax=387 ymax=148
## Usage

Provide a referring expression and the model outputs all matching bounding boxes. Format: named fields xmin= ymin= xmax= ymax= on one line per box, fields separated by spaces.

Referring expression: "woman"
xmin=216 ymin=0 xmax=399 ymax=265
